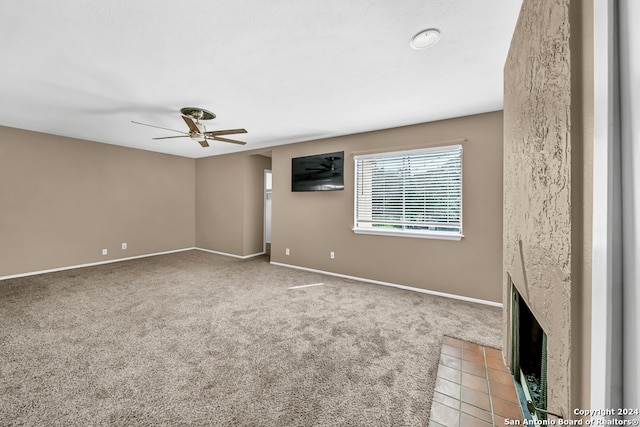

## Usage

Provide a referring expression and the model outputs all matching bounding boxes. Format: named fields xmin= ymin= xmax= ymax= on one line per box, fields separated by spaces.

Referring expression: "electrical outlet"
xmin=285 ymin=248 xmax=290 ymax=256
xmin=330 ymin=251 xmax=335 ymax=259
xmin=121 ymin=243 xmax=127 ymax=250
xmin=102 ymin=249 xmax=108 ymax=256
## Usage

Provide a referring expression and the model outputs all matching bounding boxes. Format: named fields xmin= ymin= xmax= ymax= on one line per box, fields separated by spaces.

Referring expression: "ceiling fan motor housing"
xmin=180 ymin=107 xmax=215 ymax=121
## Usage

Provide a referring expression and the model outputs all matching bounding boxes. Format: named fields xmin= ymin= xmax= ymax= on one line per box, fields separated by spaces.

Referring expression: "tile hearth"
xmin=429 ymin=337 xmax=524 ymax=426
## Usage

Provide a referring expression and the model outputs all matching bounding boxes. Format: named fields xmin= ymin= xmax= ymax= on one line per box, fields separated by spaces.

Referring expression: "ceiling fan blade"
xmin=211 ymin=136 xmax=247 ymax=145
xmin=204 ymin=128 xmax=247 ymax=136
xmin=131 ymin=121 xmax=188 ymax=134
xmin=198 ymin=139 xmax=209 ymax=148
xmin=182 ymin=116 xmax=200 ymax=133
xmin=152 ymin=135 xmax=190 ymax=140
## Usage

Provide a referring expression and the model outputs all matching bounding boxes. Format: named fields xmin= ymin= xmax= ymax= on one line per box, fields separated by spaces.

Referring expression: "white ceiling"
xmin=0 ymin=0 xmax=522 ymax=159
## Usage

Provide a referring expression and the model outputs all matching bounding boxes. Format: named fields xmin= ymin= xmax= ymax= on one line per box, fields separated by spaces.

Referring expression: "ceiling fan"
xmin=131 ymin=107 xmax=247 ymax=147
xmin=306 ymin=156 xmax=341 ymax=172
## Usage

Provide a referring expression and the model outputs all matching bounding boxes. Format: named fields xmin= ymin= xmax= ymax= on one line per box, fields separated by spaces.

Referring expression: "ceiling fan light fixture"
xmin=180 ymin=107 xmax=216 ymax=121
xmin=410 ymin=28 xmax=441 ymax=50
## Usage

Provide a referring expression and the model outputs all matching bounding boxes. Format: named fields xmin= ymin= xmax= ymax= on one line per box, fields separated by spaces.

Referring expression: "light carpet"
xmin=0 ymin=250 xmax=502 ymax=426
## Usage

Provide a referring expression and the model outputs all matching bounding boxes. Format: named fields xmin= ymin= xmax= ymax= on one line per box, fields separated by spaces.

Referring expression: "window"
xmin=354 ymin=144 xmax=463 ymax=240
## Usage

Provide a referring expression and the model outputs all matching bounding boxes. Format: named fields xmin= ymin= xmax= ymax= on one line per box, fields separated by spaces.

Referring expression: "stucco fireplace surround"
xmin=503 ymin=0 xmax=592 ymax=418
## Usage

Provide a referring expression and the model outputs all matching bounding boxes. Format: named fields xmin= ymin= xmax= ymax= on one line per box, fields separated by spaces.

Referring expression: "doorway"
xmin=264 ymin=169 xmax=272 ymax=256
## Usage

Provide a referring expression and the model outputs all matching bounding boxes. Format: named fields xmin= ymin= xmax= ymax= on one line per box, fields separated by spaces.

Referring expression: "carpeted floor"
xmin=0 ymin=250 xmax=502 ymax=426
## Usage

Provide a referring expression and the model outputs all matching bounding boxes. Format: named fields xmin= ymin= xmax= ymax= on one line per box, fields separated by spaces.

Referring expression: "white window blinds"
xmin=354 ymin=145 xmax=463 ymax=238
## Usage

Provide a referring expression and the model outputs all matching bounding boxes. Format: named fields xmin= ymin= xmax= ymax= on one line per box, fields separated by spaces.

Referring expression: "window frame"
xmin=352 ymin=144 xmax=464 ymax=241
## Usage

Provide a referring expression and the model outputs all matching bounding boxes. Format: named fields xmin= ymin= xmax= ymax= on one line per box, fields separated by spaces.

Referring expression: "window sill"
xmin=352 ymin=228 xmax=463 ymax=241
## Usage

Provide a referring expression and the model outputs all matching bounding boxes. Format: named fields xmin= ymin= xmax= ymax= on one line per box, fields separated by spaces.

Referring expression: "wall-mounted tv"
xmin=291 ymin=151 xmax=344 ymax=192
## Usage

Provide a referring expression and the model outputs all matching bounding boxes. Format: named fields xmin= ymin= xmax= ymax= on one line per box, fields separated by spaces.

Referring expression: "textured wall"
xmin=503 ymin=0 xmax=591 ymax=416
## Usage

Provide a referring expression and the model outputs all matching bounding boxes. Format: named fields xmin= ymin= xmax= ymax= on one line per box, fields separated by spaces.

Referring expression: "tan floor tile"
xmin=442 ymin=344 xmax=463 ymax=358
xmin=462 ymin=351 xmax=485 ymax=365
xmin=462 ymin=360 xmax=487 ymax=377
xmin=460 ymin=412 xmax=492 ymax=427
xmin=440 ymin=353 xmax=462 ymax=370
xmin=430 ymin=401 xmax=460 ymax=427
xmin=437 ymin=364 xmax=462 ymax=384
xmin=492 ymin=397 xmax=524 ymax=420
xmin=463 ymin=341 xmax=484 ymax=354
xmin=443 ymin=336 xmax=463 ymax=348
xmin=461 ymin=402 xmax=493 ymax=423
xmin=433 ymin=391 xmax=460 ymax=410
xmin=489 ymin=380 xmax=519 ymax=404
xmin=460 ymin=386 xmax=491 ymax=412
xmin=461 ymin=371 xmax=489 ymax=393
xmin=435 ymin=376 xmax=461 ymax=400
xmin=486 ymin=355 xmax=510 ymax=372
xmin=437 ymin=339 xmax=525 ymax=427
xmin=487 ymin=367 xmax=514 ymax=386
xmin=484 ymin=346 xmax=503 ymax=360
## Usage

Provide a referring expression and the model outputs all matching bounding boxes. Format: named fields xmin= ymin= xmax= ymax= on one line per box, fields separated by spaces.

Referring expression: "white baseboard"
xmin=2 ymin=250 xmax=500 ymax=309
xmin=0 ymin=248 xmax=197 ymax=281
xmin=269 ymin=261 xmax=503 ymax=308
xmin=195 ymin=247 xmax=265 ymax=259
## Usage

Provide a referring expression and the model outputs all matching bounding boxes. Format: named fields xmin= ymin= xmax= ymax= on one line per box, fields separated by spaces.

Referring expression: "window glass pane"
xmin=354 ymin=145 xmax=462 ymax=237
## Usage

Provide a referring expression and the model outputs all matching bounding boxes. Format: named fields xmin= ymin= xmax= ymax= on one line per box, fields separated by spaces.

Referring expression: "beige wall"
xmin=0 ymin=126 xmax=195 ymax=277
xmin=195 ymin=152 xmax=271 ymax=256
xmin=503 ymin=0 xmax=592 ymax=416
xmin=271 ymin=111 xmax=503 ymax=303
xmin=2 ymin=113 xmax=502 ymax=305
xmin=195 ymin=154 xmax=245 ymax=255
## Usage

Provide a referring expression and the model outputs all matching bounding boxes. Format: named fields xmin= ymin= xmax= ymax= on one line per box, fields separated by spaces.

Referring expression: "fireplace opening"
xmin=511 ymin=283 xmax=548 ymax=421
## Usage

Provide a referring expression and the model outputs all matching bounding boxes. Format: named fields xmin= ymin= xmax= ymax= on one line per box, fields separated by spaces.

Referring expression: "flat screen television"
xmin=291 ymin=151 xmax=344 ymax=192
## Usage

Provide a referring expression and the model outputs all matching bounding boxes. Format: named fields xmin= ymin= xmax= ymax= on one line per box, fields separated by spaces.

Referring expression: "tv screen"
xmin=291 ymin=151 xmax=344 ymax=192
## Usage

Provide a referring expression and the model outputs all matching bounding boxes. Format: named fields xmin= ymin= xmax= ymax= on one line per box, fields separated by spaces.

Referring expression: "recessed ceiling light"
xmin=410 ymin=29 xmax=441 ymax=50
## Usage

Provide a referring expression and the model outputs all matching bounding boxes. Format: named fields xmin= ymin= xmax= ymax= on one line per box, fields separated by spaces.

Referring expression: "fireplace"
xmin=510 ymin=282 xmax=548 ymax=421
